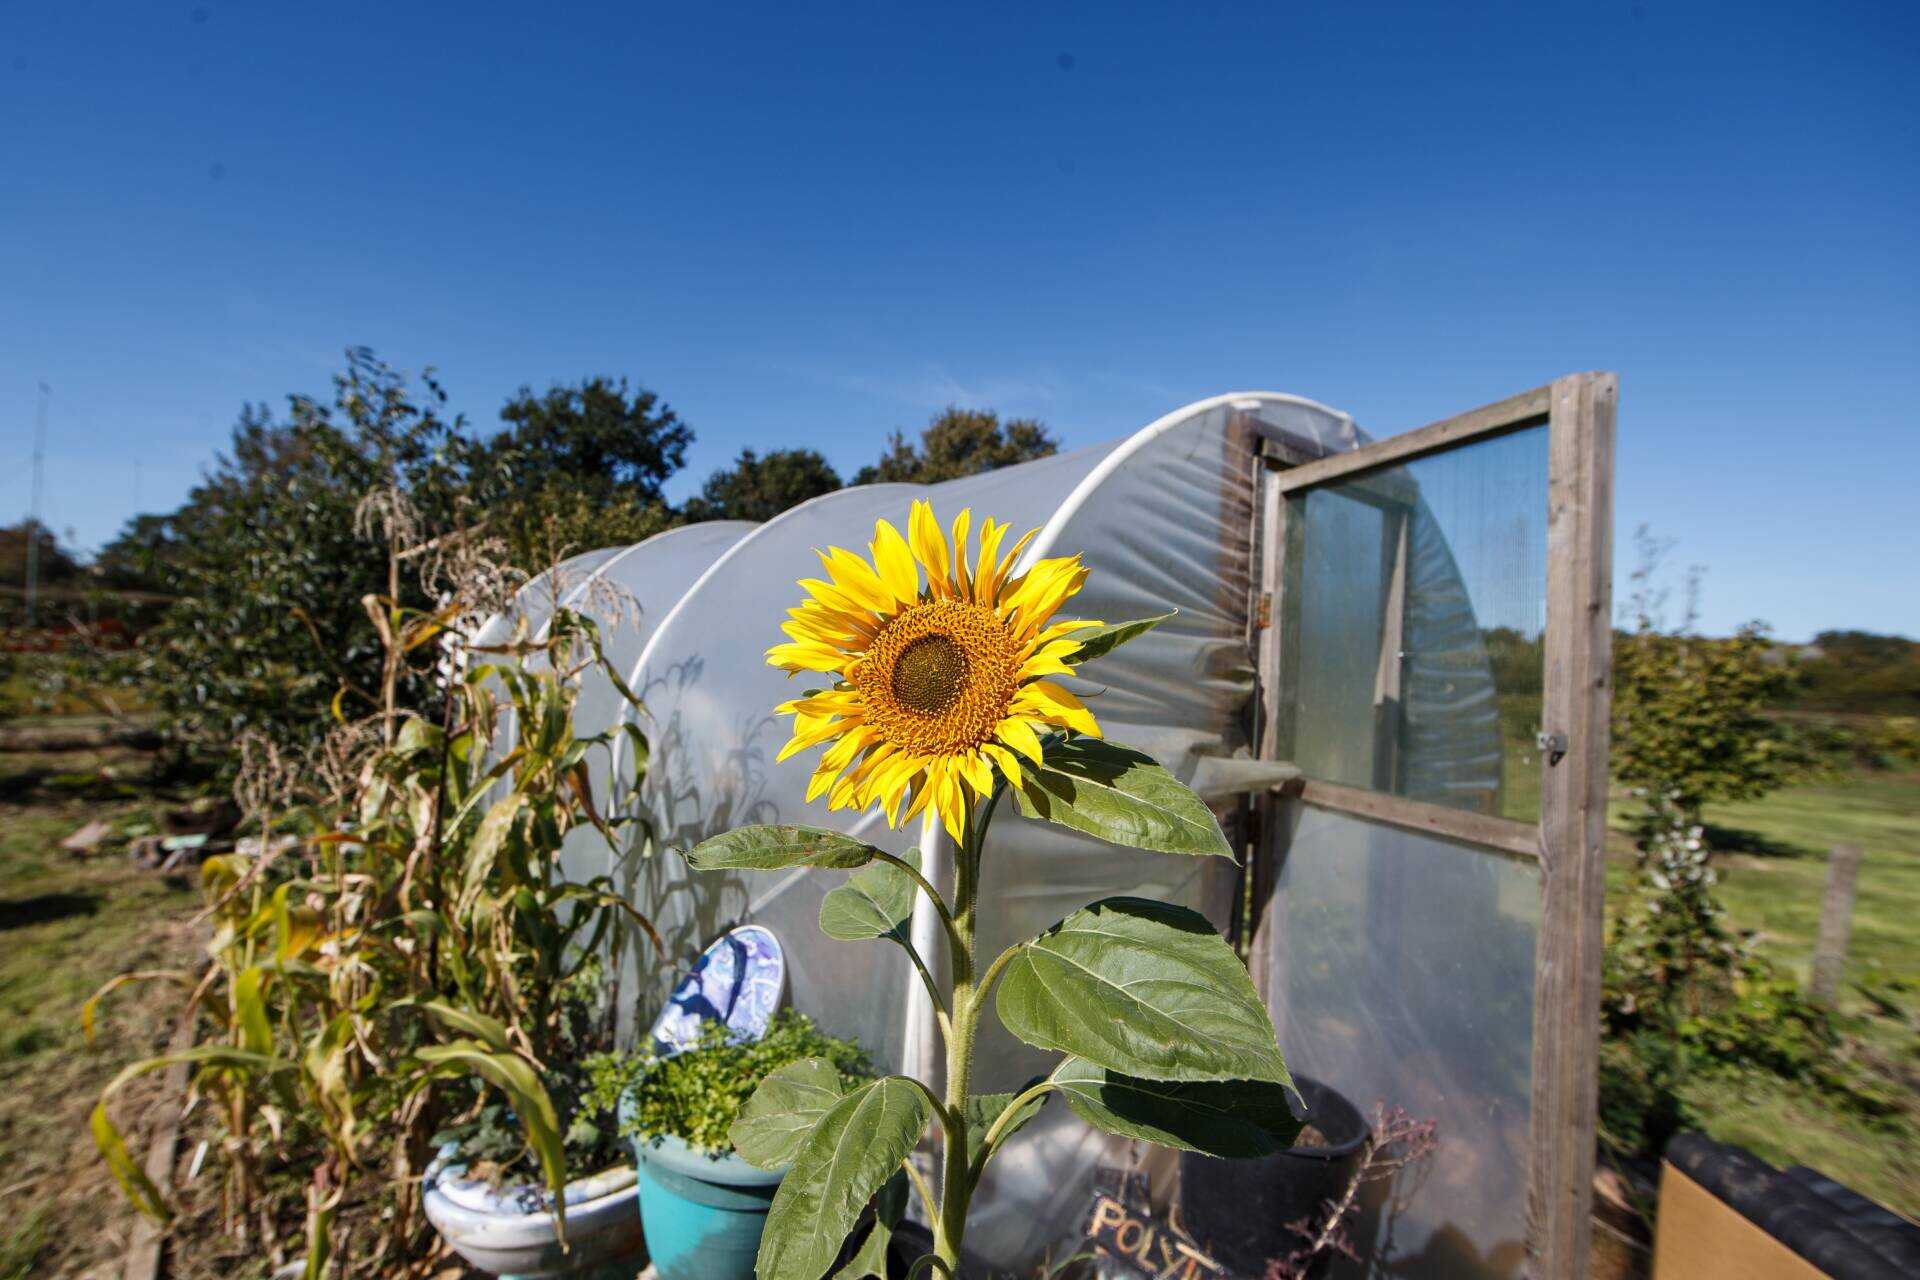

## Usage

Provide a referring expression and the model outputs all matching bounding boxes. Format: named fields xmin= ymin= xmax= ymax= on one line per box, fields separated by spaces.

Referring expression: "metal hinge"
xmin=1256 ymin=592 xmax=1272 ymax=629
xmin=1536 ymin=730 xmax=1568 ymax=767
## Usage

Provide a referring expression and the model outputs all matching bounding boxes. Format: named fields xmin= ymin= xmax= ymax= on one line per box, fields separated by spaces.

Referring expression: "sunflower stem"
xmin=933 ymin=799 xmax=984 ymax=1272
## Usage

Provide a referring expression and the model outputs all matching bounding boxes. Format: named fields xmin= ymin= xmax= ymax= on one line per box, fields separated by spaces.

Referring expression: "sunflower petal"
xmin=870 ymin=519 xmax=919 ymax=606
xmin=982 ymin=742 xmax=1025 ymax=790
xmin=972 ymin=519 xmax=1007 ymax=603
xmin=985 ymin=527 xmax=1039 ymax=600
xmin=1016 ymin=680 xmax=1101 ymax=737
xmin=821 ymin=547 xmax=894 ymax=613
xmin=949 ymin=509 xmax=973 ymax=599
xmin=935 ymin=765 xmax=967 ymax=843
xmin=767 ymin=642 xmax=847 ymax=674
xmin=997 ymin=716 xmax=1046 ymax=764
xmin=909 ymin=501 xmax=952 ymax=598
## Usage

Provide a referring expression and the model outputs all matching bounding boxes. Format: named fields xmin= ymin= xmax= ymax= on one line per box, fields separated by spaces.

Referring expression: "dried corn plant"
xmin=87 ymin=487 xmax=658 ymax=1277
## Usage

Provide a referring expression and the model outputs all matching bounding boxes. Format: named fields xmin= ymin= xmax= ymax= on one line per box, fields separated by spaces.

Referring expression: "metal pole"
xmin=25 ymin=381 xmax=48 ymax=625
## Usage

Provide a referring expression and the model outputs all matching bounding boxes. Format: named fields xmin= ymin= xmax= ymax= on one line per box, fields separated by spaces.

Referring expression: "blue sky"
xmin=2 ymin=1 xmax=1914 ymax=641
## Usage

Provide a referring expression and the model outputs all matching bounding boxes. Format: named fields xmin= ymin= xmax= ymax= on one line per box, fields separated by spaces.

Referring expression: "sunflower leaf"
xmin=831 ymin=1169 xmax=909 ymax=1280
xmin=819 ymin=848 xmax=920 ymax=943
xmin=1012 ymin=737 xmax=1232 ymax=858
xmin=1049 ymin=1057 xmax=1304 ymax=1157
xmin=685 ymin=824 xmax=884 ymax=872
xmin=730 ymin=1057 xmax=852 ymax=1170
xmin=995 ymin=897 xmax=1289 ymax=1084
xmin=1063 ymin=610 xmax=1176 ymax=666
xmin=757 ymin=1076 xmax=932 ymax=1280
xmin=964 ymin=1084 xmax=1049 ymax=1168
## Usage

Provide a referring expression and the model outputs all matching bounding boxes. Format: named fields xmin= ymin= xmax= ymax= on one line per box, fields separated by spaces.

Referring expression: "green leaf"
xmin=91 ymin=1099 xmax=169 ymax=1220
xmin=459 ymin=792 xmax=527 ymax=917
xmin=685 ymin=824 xmax=884 ymax=872
xmin=93 ymin=1045 xmax=298 ymax=1221
xmin=1012 ymin=738 xmax=1232 ymax=859
xmin=995 ymin=897 xmax=1288 ymax=1083
xmin=831 ymin=1169 xmax=909 ymax=1280
xmin=1050 ymin=1057 xmax=1304 ymax=1157
xmin=234 ymin=966 xmax=272 ymax=1056
xmin=965 ymin=1086 xmax=1048 ymax=1168
xmin=729 ymin=1057 xmax=851 ymax=1170
xmin=757 ymin=1077 xmax=932 ymax=1280
xmin=410 ymin=1000 xmax=512 ymax=1054
xmin=819 ymin=848 xmax=919 ymax=943
xmin=1063 ymin=611 xmax=1176 ymax=666
xmin=415 ymin=1041 xmax=568 ymax=1222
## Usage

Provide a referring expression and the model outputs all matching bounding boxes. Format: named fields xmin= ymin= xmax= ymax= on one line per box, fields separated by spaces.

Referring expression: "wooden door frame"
xmin=1246 ymin=372 xmax=1617 ymax=1280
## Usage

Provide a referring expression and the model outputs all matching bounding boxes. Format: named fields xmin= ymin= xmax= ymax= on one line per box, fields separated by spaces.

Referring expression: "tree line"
xmin=5 ymin=348 xmax=1057 ymax=763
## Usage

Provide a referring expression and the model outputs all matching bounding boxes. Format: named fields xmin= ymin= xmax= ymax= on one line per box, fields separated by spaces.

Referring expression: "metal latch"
xmin=1536 ymin=730 xmax=1567 ymax=767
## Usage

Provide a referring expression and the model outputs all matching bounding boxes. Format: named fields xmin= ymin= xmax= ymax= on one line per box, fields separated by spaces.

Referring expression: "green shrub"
xmin=1599 ymin=796 xmax=1900 ymax=1164
xmin=587 ymin=1012 xmax=871 ymax=1156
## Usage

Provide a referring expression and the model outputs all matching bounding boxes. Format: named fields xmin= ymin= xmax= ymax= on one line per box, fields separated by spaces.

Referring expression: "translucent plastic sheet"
xmin=1262 ymin=805 xmax=1538 ymax=1280
xmin=550 ymin=522 xmax=755 ymax=889
xmin=473 ymin=392 xmax=1555 ymax=1276
xmin=1284 ymin=425 xmax=1548 ymax=820
xmin=958 ymin=395 xmax=1364 ymax=1265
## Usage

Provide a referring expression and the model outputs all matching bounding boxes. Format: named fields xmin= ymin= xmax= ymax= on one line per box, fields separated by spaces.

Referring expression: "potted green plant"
xmin=424 ymin=972 xmax=649 ymax=1280
xmin=583 ymin=1011 xmax=873 ymax=1280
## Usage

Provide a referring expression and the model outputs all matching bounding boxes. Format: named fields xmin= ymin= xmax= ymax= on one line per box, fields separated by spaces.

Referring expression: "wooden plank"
xmin=1294 ymin=777 xmax=1541 ymax=860
xmin=123 ymin=1011 xmax=198 ymax=1280
xmin=1651 ymin=1163 xmax=1824 ymax=1280
xmin=1272 ymin=382 xmax=1553 ymax=494
xmin=1246 ymin=449 xmax=1291 ymax=1000
xmin=1810 ymin=842 xmax=1864 ymax=1004
xmin=1526 ymin=371 xmax=1618 ymax=1280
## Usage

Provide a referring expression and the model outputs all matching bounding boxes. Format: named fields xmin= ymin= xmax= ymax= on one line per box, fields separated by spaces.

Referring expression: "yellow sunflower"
xmin=766 ymin=500 xmax=1102 ymax=841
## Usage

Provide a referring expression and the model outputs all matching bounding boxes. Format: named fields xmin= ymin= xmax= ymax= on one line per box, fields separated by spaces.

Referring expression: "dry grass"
xmin=0 ymin=746 xmax=204 ymax=1278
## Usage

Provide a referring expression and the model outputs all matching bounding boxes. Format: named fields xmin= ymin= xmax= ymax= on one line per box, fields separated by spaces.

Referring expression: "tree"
xmin=94 ymin=512 xmax=183 ymax=592
xmin=0 ymin=519 xmax=81 ymax=587
xmin=134 ymin=349 xmax=470 ymax=763
xmin=485 ymin=479 xmax=679 ymax=574
xmin=682 ymin=448 xmax=841 ymax=523
xmin=475 ymin=377 xmax=693 ymax=569
xmin=489 ymin=377 xmax=691 ymax=504
xmin=1789 ymin=630 xmax=1920 ymax=715
xmin=851 ymin=407 xmax=1056 ymax=485
xmin=1610 ymin=529 xmax=1800 ymax=822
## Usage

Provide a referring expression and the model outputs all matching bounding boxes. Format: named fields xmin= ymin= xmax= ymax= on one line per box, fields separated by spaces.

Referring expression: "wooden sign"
xmin=1079 ymin=1173 xmax=1230 ymax=1280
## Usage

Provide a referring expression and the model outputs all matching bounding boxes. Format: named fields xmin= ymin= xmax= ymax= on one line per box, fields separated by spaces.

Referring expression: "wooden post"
xmin=123 ymin=1011 xmax=197 ymax=1280
xmin=1809 ymin=843 xmax=1864 ymax=1005
xmin=1528 ymin=372 xmax=1617 ymax=1280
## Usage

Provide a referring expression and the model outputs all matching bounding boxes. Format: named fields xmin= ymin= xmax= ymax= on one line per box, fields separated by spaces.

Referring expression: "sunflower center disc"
xmin=891 ymin=633 xmax=968 ymax=716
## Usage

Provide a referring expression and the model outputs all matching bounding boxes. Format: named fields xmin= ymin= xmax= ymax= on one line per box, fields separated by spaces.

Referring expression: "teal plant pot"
xmin=630 ymin=1133 xmax=783 ymax=1280
xmin=621 ymin=1089 xmax=784 ymax=1280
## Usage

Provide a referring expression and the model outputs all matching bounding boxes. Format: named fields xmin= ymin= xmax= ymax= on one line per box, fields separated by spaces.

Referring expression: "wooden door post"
xmin=1810 ymin=842 xmax=1864 ymax=1005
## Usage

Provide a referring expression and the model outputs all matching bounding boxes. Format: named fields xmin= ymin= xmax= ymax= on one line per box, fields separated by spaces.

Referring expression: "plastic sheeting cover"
xmin=1262 ymin=806 xmax=1538 ymax=1280
xmin=471 ymin=390 xmax=1543 ymax=1276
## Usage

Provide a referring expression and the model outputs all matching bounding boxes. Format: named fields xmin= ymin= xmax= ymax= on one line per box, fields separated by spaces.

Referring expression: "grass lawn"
xmin=1608 ymin=767 xmax=1920 ymax=1219
xmin=0 ymin=745 xmax=203 ymax=1279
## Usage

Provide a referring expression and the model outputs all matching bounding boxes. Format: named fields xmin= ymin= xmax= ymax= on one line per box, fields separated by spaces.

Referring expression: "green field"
xmin=1612 ymin=769 xmax=1920 ymax=1217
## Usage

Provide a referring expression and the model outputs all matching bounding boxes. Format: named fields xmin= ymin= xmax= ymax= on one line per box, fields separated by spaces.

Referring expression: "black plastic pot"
xmin=1178 ymin=1076 xmax=1368 ymax=1277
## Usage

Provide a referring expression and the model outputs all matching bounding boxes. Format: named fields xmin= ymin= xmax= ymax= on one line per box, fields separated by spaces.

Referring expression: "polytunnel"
xmin=487 ymin=375 xmax=1619 ymax=1280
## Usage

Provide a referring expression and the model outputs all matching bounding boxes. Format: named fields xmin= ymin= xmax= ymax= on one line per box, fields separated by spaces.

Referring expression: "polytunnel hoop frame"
xmin=496 ymin=380 xmax=1612 ymax=1276
xmin=1246 ymin=372 xmax=1617 ymax=1280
